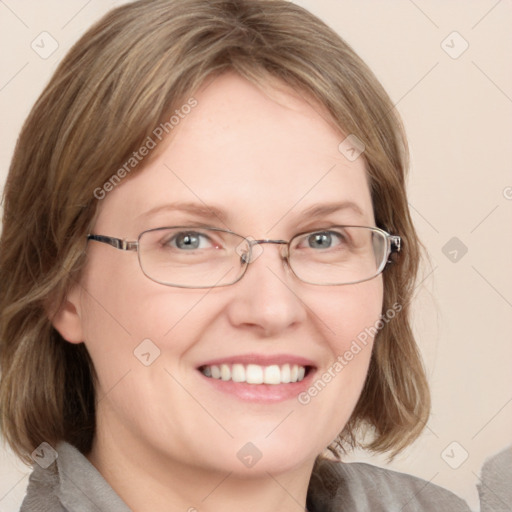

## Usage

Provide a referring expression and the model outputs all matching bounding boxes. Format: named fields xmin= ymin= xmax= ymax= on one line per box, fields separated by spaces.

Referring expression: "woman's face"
xmin=72 ymin=73 xmax=383 ymax=475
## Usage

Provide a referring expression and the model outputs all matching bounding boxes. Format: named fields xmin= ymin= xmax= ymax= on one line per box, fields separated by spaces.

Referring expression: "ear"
xmin=47 ymin=285 xmax=84 ymax=344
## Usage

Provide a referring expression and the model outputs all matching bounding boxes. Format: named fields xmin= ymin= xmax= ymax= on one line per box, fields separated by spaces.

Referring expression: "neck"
xmin=88 ymin=415 xmax=314 ymax=512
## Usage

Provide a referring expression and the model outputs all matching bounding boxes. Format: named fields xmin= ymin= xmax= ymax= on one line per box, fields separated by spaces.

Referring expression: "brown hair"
xmin=0 ymin=0 xmax=429 ymax=464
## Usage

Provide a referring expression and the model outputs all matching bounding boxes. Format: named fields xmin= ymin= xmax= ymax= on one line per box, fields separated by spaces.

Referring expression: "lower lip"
xmin=197 ymin=369 xmax=316 ymax=403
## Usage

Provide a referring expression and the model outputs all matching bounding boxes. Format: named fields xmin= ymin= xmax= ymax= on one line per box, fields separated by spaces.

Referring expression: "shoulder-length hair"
xmin=0 ymin=0 xmax=429 ymax=463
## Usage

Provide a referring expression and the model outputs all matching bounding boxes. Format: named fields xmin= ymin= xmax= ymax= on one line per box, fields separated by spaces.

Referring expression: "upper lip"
xmin=197 ymin=353 xmax=316 ymax=368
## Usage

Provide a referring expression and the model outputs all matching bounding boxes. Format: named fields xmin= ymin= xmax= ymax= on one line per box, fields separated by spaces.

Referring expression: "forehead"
xmin=95 ymin=73 xmax=374 ymax=235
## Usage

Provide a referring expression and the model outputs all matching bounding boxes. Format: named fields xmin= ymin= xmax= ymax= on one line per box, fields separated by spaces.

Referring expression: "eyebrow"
xmin=137 ymin=202 xmax=228 ymax=223
xmin=300 ymin=201 xmax=366 ymax=219
xmin=137 ymin=200 xmax=365 ymax=224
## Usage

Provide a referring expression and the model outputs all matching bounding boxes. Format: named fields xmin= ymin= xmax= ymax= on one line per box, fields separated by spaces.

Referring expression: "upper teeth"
xmin=201 ymin=364 xmax=307 ymax=385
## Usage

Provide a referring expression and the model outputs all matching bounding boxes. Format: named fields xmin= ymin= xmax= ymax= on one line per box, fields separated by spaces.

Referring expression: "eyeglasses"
xmin=86 ymin=225 xmax=400 ymax=288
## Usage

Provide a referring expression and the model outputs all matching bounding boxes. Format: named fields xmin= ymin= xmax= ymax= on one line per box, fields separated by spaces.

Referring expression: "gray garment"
xmin=308 ymin=458 xmax=471 ymax=512
xmin=478 ymin=446 xmax=512 ymax=512
xmin=21 ymin=442 xmax=471 ymax=512
xmin=21 ymin=443 xmax=130 ymax=512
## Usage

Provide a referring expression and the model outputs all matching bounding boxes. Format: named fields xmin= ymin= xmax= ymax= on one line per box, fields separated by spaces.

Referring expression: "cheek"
xmin=314 ymin=276 xmax=384 ymax=355
xmin=296 ymin=277 xmax=383 ymax=442
xmin=77 ymin=249 xmax=220 ymax=392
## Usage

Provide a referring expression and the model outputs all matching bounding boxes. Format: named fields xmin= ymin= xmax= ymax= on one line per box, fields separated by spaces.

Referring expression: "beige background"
xmin=1 ymin=1 xmax=511 ymax=510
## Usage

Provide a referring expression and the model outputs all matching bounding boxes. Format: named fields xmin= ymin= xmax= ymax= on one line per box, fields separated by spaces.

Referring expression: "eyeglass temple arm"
xmin=87 ymin=234 xmax=138 ymax=251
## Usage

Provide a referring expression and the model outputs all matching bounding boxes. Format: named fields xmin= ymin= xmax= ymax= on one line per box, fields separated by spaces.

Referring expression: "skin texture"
xmin=53 ymin=73 xmax=384 ymax=512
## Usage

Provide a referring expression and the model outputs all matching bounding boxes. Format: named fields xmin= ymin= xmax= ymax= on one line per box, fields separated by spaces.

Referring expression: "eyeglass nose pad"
xmin=235 ymin=237 xmax=264 ymax=265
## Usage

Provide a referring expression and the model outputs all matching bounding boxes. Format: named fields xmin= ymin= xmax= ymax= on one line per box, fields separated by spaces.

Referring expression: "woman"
xmin=0 ymin=1 xmax=471 ymax=510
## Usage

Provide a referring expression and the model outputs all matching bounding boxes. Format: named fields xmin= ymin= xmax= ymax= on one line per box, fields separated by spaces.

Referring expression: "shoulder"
xmin=20 ymin=442 xmax=130 ymax=512
xmin=20 ymin=456 xmax=66 ymax=512
xmin=478 ymin=446 xmax=512 ymax=512
xmin=308 ymin=458 xmax=472 ymax=512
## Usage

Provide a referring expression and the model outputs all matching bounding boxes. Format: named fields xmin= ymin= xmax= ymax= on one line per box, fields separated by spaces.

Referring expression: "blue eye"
xmin=170 ymin=232 xmax=213 ymax=250
xmin=305 ymin=231 xmax=343 ymax=249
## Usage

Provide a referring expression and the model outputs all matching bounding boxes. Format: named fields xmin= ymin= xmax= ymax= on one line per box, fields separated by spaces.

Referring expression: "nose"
xmin=225 ymin=242 xmax=307 ymax=337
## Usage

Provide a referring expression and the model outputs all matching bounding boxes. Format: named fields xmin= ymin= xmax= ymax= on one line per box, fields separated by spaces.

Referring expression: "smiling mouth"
xmin=199 ymin=363 xmax=312 ymax=385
